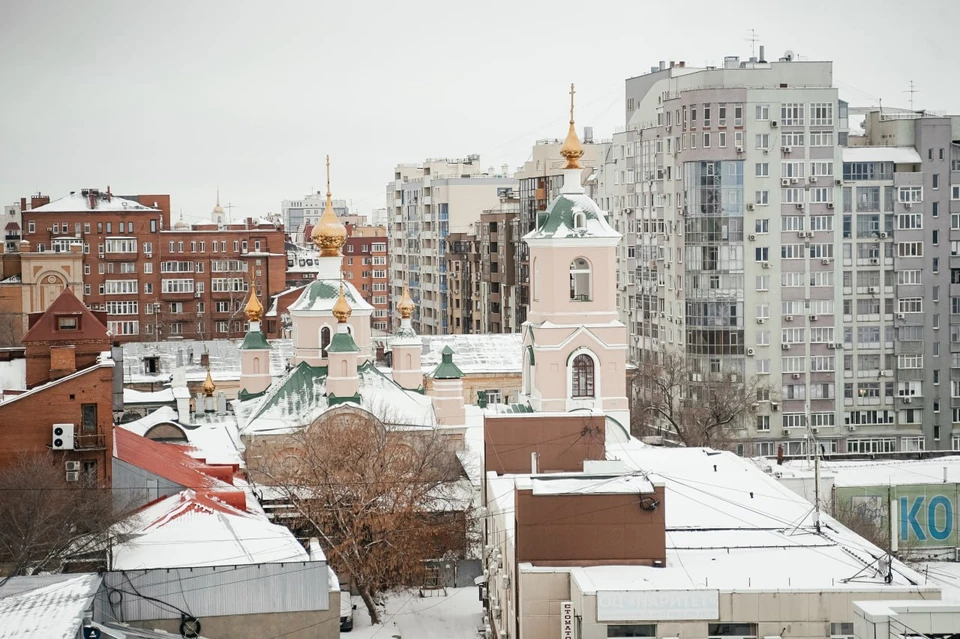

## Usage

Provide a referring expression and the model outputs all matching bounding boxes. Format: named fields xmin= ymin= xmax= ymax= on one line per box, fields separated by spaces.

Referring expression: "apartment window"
xmin=104 ymin=238 xmax=137 ymax=253
xmin=810 ymin=188 xmax=833 ymax=203
xmin=781 ymin=103 xmax=804 ymax=126
xmin=733 ymin=104 xmax=743 ymax=126
xmin=107 ymin=320 xmax=139 ymax=336
xmin=755 ymin=247 xmax=769 ymax=262
xmin=952 ymin=185 xmax=960 ymax=200
xmin=755 ymin=163 xmax=769 ymax=177
xmin=718 ymin=131 xmax=726 ymax=148
xmin=756 ymin=275 xmax=770 ymax=291
xmin=781 ymin=244 xmax=805 ymax=259
xmin=755 ymin=104 xmax=769 ymax=120
xmin=898 ymin=186 xmax=923 ymax=203
xmin=781 ymin=131 xmax=804 ymax=147
xmin=709 ymin=623 xmax=756 ymax=638
xmin=781 ymin=161 xmax=805 ymax=178
xmin=28 ymin=220 xmax=35 ymax=233
xmin=703 ymin=132 xmax=711 ymax=148
xmin=755 ymin=219 xmax=769 ymax=234
xmin=810 ymin=161 xmax=833 ymax=177
xmin=754 ymin=190 xmax=769 ymax=206
xmin=933 ymin=174 xmax=941 ymax=190
xmin=105 ymin=280 xmax=138 ymax=295
xmin=161 ymin=279 xmax=194 ymax=293
xmin=897 ymin=242 xmax=923 ymax=257
xmin=810 ymin=102 xmax=834 ymax=126
xmin=241 ymin=240 xmax=248 ymax=252
xmin=782 ymin=188 xmax=804 ymax=204
xmin=809 ymin=131 xmax=834 ymax=147
xmin=734 ymin=131 xmax=743 ymax=148
xmin=756 ymin=134 xmax=769 ymax=149
xmin=608 ymin=625 xmax=656 ymax=638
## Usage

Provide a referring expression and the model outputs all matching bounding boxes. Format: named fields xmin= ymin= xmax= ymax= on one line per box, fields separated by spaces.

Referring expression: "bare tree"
xmin=0 ymin=311 xmax=24 ymax=347
xmin=250 ymin=407 xmax=470 ymax=624
xmin=0 ymin=453 xmax=118 ymax=578
xmin=631 ymin=350 xmax=769 ymax=448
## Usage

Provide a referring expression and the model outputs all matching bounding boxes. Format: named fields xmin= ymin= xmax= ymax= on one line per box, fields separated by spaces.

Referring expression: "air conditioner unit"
xmin=791 ymin=177 xmax=800 ymax=185
xmin=65 ymin=460 xmax=81 ymax=472
xmin=98 ymin=254 xmax=105 ymax=259
xmin=848 ymin=424 xmax=856 ymax=431
xmin=797 ymin=231 xmax=806 ymax=239
xmin=194 ymin=292 xmax=201 ymax=298
xmin=903 ymin=397 xmax=912 ymax=404
xmin=746 ymin=203 xmax=756 ymax=211
xmin=810 ymin=315 xmax=818 ymax=321
xmin=870 ymin=258 xmax=880 ymax=265
xmin=665 ymin=125 xmax=672 ymax=132
xmin=879 ymin=232 xmax=888 ymax=239
xmin=904 ymin=202 xmax=912 ymax=209
xmin=748 ymin=234 xmax=756 ymax=241
xmin=736 ymin=146 xmax=744 ymax=153
xmin=780 ymin=178 xmax=791 ymax=186
xmin=761 ymin=262 xmax=771 ymax=269
xmin=827 ymin=343 xmax=836 ymax=349
xmin=835 ymin=343 xmax=844 ymax=349
xmin=757 ymin=318 xmax=766 ymax=324
xmin=897 ymin=313 xmax=906 ymax=320
xmin=781 ymin=343 xmax=791 ymax=350
xmin=880 ymin=370 xmax=889 ymax=377
xmin=65 ymin=471 xmax=80 ymax=482
xmin=809 ymin=176 xmax=818 ymax=183
xmin=796 ymin=203 xmax=804 ymax=210
xmin=770 ymin=121 xmax=778 ymax=128
xmin=782 ymin=146 xmax=793 ymax=153
xmin=868 ymin=286 xmax=878 ymax=294
xmin=821 ymin=258 xmax=831 ymax=265
xmin=827 ymin=202 xmax=835 ymax=209
xmin=835 ymin=179 xmax=843 ymax=186
xmin=746 ymin=348 xmax=755 ymax=356
xmin=792 ymin=373 xmax=801 ymax=379
xmin=785 ymin=315 xmax=794 ymax=321
xmin=52 ymin=424 xmax=74 ymax=450
xmin=771 ymin=402 xmax=780 ymax=411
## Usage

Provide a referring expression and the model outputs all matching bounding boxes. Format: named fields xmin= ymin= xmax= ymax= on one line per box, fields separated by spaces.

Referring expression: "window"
xmin=212 ymin=278 xmax=248 ymax=292
xmin=781 ymin=103 xmax=804 ymax=126
xmin=755 ymin=190 xmax=769 ymax=205
xmin=933 ymin=174 xmax=941 ymax=190
xmin=104 ymin=238 xmax=137 ymax=253
xmin=569 ymin=258 xmax=591 ymax=301
xmin=57 ymin=315 xmax=78 ymax=330
xmin=781 ymin=161 xmax=805 ymax=178
xmin=810 ymin=102 xmax=833 ymax=126
xmin=781 ymin=131 xmax=804 ymax=147
xmin=755 ymin=247 xmax=769 ymax=262
xmin=81 ymin=404 xmax=98 ymax=433
xmin=898 ymin=186 xmax=923 ymax=203
xmin=897 ymin=242 xmax=923 ymax=257
xmin=105 ymin=280 xmax=138 ymax=295
xmin=733 ymin=104 xmax=743 ymax=126
xmin=320 ymin=326 xmax=331 ymax=357
xmin=899 ymin=298 xmax=922 ymax=313
xmin=755 ymin=219 xmax=769 ymax=233
xmin=809 ymin=131 xmax=834 ymax=147
xmin=810 ymin=187 xmax=833 ymax=203
xmin=107 ymin=320 xmax=139 ymax=335
xmin=718 ymin=131 xmax=726 ymax=148
xmin=28 ymin=220 xmax=35 ymax=233
xmin=756 ymin=133 xmax=769 ymax=149
xmin=952 ymin=185 xmax=960 ymax=200
xmin=212 ymin=260 xmax=248 ymax=272
xmin=755 ymin=104 xmax=769 ymax=120
xmin=755 ymin=162 xmax=769 ymax=177
xmin=161 ymin=279 xmax=194 ymax=293
xmin=709 ymin=623 xmax=756 ymax=638
xmin=608 ymin=625 xmax=656 ymax=638
xmin=571 ymin=354 xmax=595 ymax=398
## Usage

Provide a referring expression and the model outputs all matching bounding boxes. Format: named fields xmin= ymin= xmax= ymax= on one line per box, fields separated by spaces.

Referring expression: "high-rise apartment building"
xmin=20 ymin=188 xmax=285 ymax=342
xmin=512 ymin=137 xmax=607 ymax=328
xmin=342 ymin=225 xmax=389 ymax=332
xmin=282 ymin=193 xmax=353 ymax=240
xmin=445 ymin=230 xmax=480 ymax=334
xmin=387 ymin=156 xmax=515 ymax=335
xmin=605 ymin=52 xmax=960 ymax=455
xmin=478 ymin=200 xmax=519 ymax=334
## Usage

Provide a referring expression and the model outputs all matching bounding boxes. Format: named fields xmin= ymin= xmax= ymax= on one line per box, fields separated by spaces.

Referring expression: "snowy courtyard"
xmin=347 ymin=587 xmax=482 ymax=638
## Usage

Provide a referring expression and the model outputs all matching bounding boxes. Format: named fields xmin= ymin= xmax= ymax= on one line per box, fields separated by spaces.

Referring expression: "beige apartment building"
xmin=387 ymin=156 xmax=515 ymax=335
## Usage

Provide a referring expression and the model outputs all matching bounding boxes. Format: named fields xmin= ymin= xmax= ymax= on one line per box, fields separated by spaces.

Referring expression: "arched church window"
xmin=569 ymin=257 xmax=592 ymax=301
xmin=253 ymin=356 xmax=260 ymax=374
xmin=571 ymin=354 xmax=595 ymax=398
xmin=573 ymin=211 xmax=586 ymax=230
xmin=321 ymin=326 xmax=331 ymax=358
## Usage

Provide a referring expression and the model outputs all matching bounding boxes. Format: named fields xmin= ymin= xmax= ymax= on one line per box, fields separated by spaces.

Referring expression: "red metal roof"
xmin=114 ymin=428 xmax=245 ymax=510
xmin=22 ymin=287 xmax=110 ymax=344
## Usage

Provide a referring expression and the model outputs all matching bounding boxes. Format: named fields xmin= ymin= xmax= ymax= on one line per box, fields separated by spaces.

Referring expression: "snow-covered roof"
xmin=122 ymin=339 xmax=291 ymax=383
xmin=124 ymin=388 xmax=175 ymax=403
xmin=919 ymin=562 xmax=960 ymax=602
xmin=771 ymin=455 xmax=960 ymax=488
xmin=32 ymin=192 xmax=158 ymax=212
xmin=112 ymin=490 xmax=307 ymax=570
xmin=236 ymin=360 xmax=436 ymax=435
xmin=523 ymin=474 xmax=656 ymax=495
xmin=0 ymin=573 xmax=102 ymax=639
xmin=842 ymin=146 xmax=923 ymax=164
xmin=0 ymin=359 xmax=113 ymax=407
xmin=288 ymin=278 xmax=374 ymax=313
xmin=417 ymin=333 xmax=523 ymax=374
xmin=119 ymin=406 xmax=244 ymax=467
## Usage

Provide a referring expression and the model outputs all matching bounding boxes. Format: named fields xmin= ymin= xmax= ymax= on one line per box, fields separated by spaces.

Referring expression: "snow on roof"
xmin=417 ymin=333 xmax=523 ymax=374
xmin=842 ymin=146 xmax=923 ymax=164
xmin=525 ymin=474 xmax=656 ymax=496
xmin=776 ymin=455 xmax=960 ymax=488
xmin=122 ymin=338 xmax=292 ymax=382
xmin=237 ymin=360 xmax=436 ymax=435
xmin=119 ymin=406 xmax=245 ymax=467
xmin=288 ymin=278 xmax=374 ymax=313
xmin=0 ymin=360 xmax=113 ymax=407
xmin=113 ymin=490 xmax=307 ymax=570
xmin=32 ymin=191 xmax=158 ymax=212
xmin=124 ymin=388 xmax=175 ymax=403
xmin=0 ymin=573 xmax=102 ymax=639
xmin=919 ymin=562 xmax=960 ymax=602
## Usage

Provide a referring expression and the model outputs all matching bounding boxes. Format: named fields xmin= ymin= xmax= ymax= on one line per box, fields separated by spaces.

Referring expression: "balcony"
xmin=74 ymin=432 xmax=107 ymax=451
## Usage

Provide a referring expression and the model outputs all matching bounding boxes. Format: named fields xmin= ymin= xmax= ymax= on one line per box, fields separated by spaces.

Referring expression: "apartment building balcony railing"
xmin=74 ymin=432 xmax=107 ymax=451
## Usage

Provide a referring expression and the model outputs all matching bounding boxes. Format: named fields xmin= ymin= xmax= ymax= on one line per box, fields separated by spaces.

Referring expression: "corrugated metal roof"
xmin=0 ymin=574 xmax=102 ymax=639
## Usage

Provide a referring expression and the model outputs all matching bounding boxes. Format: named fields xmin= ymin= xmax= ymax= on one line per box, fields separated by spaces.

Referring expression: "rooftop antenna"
xmin=904 ymin=80 xmax=919 ymax=111
xmin=224 ymin=202 xmax=237 ymax=224
xmin=745 ymin=29 xmax=759 ymax=58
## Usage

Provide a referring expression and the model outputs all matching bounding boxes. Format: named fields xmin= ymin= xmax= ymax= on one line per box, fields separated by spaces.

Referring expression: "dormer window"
xmin=57 ymin=315 xmax=79 ymax=331
xmin=573 ymin=211 xmax=587 ymax=230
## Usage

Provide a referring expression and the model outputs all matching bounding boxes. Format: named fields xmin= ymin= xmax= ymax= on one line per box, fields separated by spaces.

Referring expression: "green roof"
xmin=289 ymin=279 xmax=374 ymax=312
xmin=240 ymin=329 xmax=271 ymax=351
xmin=327 ymin=330 xmax=359 ymax=353
xmin=433 ymin=345 xmax=464 ymax=379
xmin=527 ymin=192 xmax=619 ymax=241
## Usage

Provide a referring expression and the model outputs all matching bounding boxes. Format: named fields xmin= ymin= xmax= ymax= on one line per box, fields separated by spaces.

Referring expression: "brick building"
xmin=0 ymin=288 xmax=115 ymax=485
xmin=19 ymin=188 xmax=286 ymax=341
xmin=445 ymin=231 xmax=480 ymax=333
xmin=342 ymin=225 xmax=389 ymax=332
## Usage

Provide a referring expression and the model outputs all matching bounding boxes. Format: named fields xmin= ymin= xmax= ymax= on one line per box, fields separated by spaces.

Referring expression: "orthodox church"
xmin=233 ymin=87 xmax=628 ymax=438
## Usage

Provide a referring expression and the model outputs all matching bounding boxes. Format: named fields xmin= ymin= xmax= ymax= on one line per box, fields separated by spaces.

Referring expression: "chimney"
xmin=776 ymin=445 xmax=784 ymax=466
xmin=584 ymin=126 xmax=594 ymax=143
xmin=87 ymin=190 xmax=96 ymax=210
xmin=659 ymin=60 xmax=666 ymax=71
xmin=679 ymin=61 xmax=685 ymax=68
xmin=199 ymin=351 xmax=210 ymax=368
xmin=49 ymin=345 xmax=77 ymax=380
xmin=759 ymin=45 xmax=766 ymax=63
xmin=669 ymin=60 xmax=675 ymax=69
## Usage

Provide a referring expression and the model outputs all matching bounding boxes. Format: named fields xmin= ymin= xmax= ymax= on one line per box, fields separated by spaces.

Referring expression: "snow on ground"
xmin=348 ymin=588 xmax=482 ymax=639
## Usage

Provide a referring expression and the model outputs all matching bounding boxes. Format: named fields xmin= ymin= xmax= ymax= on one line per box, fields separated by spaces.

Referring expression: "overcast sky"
xmin=1 ymin=0 xmax=958 ymax=223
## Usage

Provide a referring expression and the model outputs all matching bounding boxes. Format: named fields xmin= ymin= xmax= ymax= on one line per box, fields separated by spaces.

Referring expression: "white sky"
xmin=1 ymin=0 xmax=958 ymax=223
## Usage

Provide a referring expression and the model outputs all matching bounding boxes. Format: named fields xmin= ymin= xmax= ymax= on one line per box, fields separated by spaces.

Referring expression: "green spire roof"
xmin=240 ymin=329 xmax=271 ymax=351
xmin=327 ymin=330 xmax=359 ymax=353
xmin=526 ymin=192 xmax=619 ymax=241
xmin=433 ymin=345 xmax=464 ymax=379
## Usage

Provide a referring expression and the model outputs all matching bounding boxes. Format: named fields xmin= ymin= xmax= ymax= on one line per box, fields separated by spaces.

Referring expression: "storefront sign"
xmin=561 ymin=600 xmax=574 ymax=638
xmin=596 ymin=589 xmax=719 ymax=621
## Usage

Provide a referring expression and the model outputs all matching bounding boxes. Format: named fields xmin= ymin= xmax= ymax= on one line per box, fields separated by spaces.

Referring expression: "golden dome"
xmin=332 ymin=283 xmax=352 ymax=323
xmin=311 ymin=155 xmax=347 ymax=257
xmin=244 ymin=277 xmax=263 ymax=322
xmin=397 ymin=285 xmax=415 ymax=319
xmin=213 ymin=187 xmax=224 ymax=214
xmin=560 ymin=83 xmax=584 ymax=170
xmin=202 ymin=367 xmax=216 ymax=397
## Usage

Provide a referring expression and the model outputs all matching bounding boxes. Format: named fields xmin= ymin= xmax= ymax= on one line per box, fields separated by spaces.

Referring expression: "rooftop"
xmin=0 ymin=573 xmax=102 ymax=639
xmin=31 ymin=190 xmax=158 ymax=213
xmin=842 ymin=146 xmax=923 ymax=164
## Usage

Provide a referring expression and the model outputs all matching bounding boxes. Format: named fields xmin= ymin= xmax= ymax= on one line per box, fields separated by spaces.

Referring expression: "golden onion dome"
xmin=332 ymin=283 xmax=352 ymax=323
xmin=244 ymin=277 xmax=263 ymax=322
xmin=202 ymin=367 xmax=216 ymax=397
xmin=560 ymin=82 xmax=584 ymax=170
xmin=397 ymin=285 xmax=415 ymax=319
xmin=311 ymin=155 xmax=347 ymax=257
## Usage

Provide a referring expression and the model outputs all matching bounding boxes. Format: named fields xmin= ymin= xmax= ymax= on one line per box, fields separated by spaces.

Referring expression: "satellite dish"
xmin=783 ymin=50 xmax=795 ymax=61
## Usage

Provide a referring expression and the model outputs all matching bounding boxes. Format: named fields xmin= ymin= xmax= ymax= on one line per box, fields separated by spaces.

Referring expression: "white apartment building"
xmin=281 ymin=193 xmax=354 ymax=239
xmin=387 ymin=156 xmax=515 ymax=335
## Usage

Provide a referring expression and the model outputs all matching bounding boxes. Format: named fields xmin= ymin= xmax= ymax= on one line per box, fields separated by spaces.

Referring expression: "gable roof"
xmin=31 ymin=191 xmax=158 ymax=213
xmin=22 ymin=287 xmax=109 ymax=343
xmin=114 ymin=427 xmax=245 ymax=509
xmin=0 ymin=574 xmax=102 ymax=639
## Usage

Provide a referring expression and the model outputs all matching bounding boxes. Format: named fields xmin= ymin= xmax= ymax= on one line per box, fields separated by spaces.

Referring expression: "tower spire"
xmin=311 ymin=154 xmax=347 ymax=257
xmin=560 ymin=83 xmax=584 ymax=170
xmin=244 ymin=274 xmax=263 ymax=322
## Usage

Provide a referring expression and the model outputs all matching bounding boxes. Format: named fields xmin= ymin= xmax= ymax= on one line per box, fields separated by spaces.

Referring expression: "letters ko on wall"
xmin=838 ymin=485 xmax=958 ymax=547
